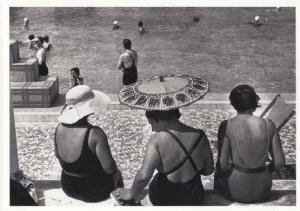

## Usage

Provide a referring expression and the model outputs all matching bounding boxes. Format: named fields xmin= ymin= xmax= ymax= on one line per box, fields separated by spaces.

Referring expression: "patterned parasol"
xmin=119 ymin=74 xmax=209 ymax=110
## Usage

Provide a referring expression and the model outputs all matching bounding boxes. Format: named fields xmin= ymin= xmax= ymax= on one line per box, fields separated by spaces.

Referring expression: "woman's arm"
xmin=69 ymin=78 xmax=75 ymax=88
xmin=28 ymin=39 xmax=38 ymax=51
xmin=268 ymin=120 xmax=285 ymax=170
xmin=201 ymin=133 xmax=214 ymax=176
xmin=218 ymin=121 xmax=232 ymax=170
xmin=89 ymin=127 xmax=122 ymax=188
xmin=117 ymin=55 xmax=124 ymax=70
xmin=124 ymin=133 xmax=161 ymax=200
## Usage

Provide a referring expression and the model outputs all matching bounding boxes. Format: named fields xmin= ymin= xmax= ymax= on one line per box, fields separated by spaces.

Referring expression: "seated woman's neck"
xmin=154 ymin=119 xmax=181 ymax=132
xmin=238 ymin=108 xmax=255 ymax=115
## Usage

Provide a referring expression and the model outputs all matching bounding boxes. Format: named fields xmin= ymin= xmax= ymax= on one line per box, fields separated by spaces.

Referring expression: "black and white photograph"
xmin=1 ymin=2 xmax=298 ymax=209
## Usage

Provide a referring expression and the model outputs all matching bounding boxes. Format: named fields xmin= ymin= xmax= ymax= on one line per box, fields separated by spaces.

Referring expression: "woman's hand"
xmin=113 ymin=188 xmax=139 ymax=205
xmin=112 ymin=169 xmax=124 ymax=189
xmin=119 ymin=190 xmax=134 ymax=201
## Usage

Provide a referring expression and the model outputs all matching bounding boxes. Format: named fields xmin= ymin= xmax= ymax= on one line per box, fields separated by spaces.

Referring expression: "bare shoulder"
xmin=148 ymin=132 xmax=169 ymax=146
xmin=89 ymin=126 xmax=107 ymax=142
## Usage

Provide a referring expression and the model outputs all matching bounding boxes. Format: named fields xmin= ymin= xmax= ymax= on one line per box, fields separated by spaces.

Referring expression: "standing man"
xmin=117 ymin=39 xmax=138 ymax=85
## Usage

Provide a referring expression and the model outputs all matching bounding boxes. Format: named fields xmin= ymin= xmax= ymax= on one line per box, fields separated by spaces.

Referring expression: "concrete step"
xmin=34 ymin=179 xmax=296 ymax=206
xmin=13 ymin=93 xmax=295 ymax=122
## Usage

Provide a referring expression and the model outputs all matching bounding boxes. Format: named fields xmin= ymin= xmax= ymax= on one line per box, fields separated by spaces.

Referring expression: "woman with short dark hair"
xmin=116 ymin=108 xmax=214 ymax=205
xmin=214 ymin=85 xmax=285 ymax=203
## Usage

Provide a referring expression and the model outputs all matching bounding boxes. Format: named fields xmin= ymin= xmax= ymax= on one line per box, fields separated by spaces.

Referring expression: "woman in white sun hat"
xmin=55 ymin=85 xmax=123 ymax=202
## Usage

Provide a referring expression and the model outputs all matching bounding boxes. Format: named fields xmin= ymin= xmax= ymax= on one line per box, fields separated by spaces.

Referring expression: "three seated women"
xmin=55 ymin=84 xmax=286 ymax=205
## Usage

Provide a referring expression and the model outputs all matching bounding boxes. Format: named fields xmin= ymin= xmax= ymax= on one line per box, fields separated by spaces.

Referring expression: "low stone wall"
xmin=10 ymin=58 xmax=39 ymax=82
xmin=11 ymin=77 xmax=59 ymax=108
xmin=10 ymin=40 xmax=20 ymax=64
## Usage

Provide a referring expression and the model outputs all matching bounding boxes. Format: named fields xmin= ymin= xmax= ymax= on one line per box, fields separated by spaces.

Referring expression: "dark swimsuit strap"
xmin=128 ymin=50 xmax=135 ymax=63
xmin=54 ymin=124 xmax=96 ymax=177
xmin=121 ymin=50 xmax=135 ymax=70
xmin=164 ymin=130 xmax=203 ymax=175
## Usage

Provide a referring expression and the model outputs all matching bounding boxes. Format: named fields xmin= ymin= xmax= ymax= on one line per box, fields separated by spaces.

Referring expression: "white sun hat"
xmin=58 ymin=85 xmax=111 ymax=124
xmin=254 ymin=16 xmax=260 ymax=21
xmin=113 ymin=20 xmax=118 ymax=25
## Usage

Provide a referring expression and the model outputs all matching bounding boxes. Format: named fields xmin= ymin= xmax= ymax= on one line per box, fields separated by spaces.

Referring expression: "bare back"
xmin=55 ymin=124 xmax=90 ymax=163
xmin=156 ymin=126 xmax=213 ymax=183
xmin=227 ymin=115 xmax=271 ymax=168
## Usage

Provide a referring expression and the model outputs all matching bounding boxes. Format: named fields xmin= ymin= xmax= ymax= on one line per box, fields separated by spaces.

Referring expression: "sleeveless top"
xmin=54 ymin=124 xmax=114 ymax=202
xmin=226 ymin=119 xmax=271 ymax=173
xmin=54 ymin=124 xmax=107 ymax=178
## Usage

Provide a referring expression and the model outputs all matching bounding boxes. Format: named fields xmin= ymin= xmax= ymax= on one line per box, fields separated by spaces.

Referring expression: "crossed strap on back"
xmin=164 ymin=130 xmax=203 ymax=175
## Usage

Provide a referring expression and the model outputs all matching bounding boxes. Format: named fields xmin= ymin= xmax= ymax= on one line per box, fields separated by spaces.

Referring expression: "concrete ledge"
xmin=13 ymin=93 xmax=295 ymax=122
xmin=34 ymin=179 xmax=295 ymax=206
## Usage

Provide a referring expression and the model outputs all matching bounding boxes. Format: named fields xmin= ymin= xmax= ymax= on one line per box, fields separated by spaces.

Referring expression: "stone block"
xmin=11 ymin=77 xmax=59 ymax=108
xmin=10 ymin=58 xmax=39 ymax=82
xmin=11 ymin=82 xmax=28 ymax=107
xmin=10 ymin=39 xmax=20 ymax=64
xmin=47 ymin=76 xmax=59 ymax=98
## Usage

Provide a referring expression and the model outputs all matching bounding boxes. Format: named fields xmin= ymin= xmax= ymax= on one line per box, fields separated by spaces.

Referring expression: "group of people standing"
xmin=27 ymin=35 xmax=52 ymax=76
xmin=54 ymin=84 xmax=285 ymax=205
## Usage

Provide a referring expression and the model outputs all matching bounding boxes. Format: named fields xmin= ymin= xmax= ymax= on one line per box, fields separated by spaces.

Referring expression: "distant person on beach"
xmin=26 ymin=34 xmax=35 ymax=43
xmin=23 ymin=17 xmax=29 ymax=30
xmin=55 ymin=85 xmax=124 ymax=202
xmin=117 ymin=39 xmax=138 ymax=85
xmin=42 ymin=35 xmax=52 ymax=52
xmin=248 ymin=16 xmax=263 ymax=27
xmin=20 ymin=34 xmax=35 ymax=57
xmin=214 ymin=85 xmax=285 ymax=203
xmin=28 ymin=36 xmax=48 ymax=76
xmin=21 ymin=34 xmax=35 ymax=45
xmin=266 ymin=7 xmax=281 ymax=12
xmin=138 ymin=21 xmax=145 ymax=34
xmin=113 ymin=20 xmax=120 ymax=30
xmin=69 ymin=67 xmax=83 ymax=88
